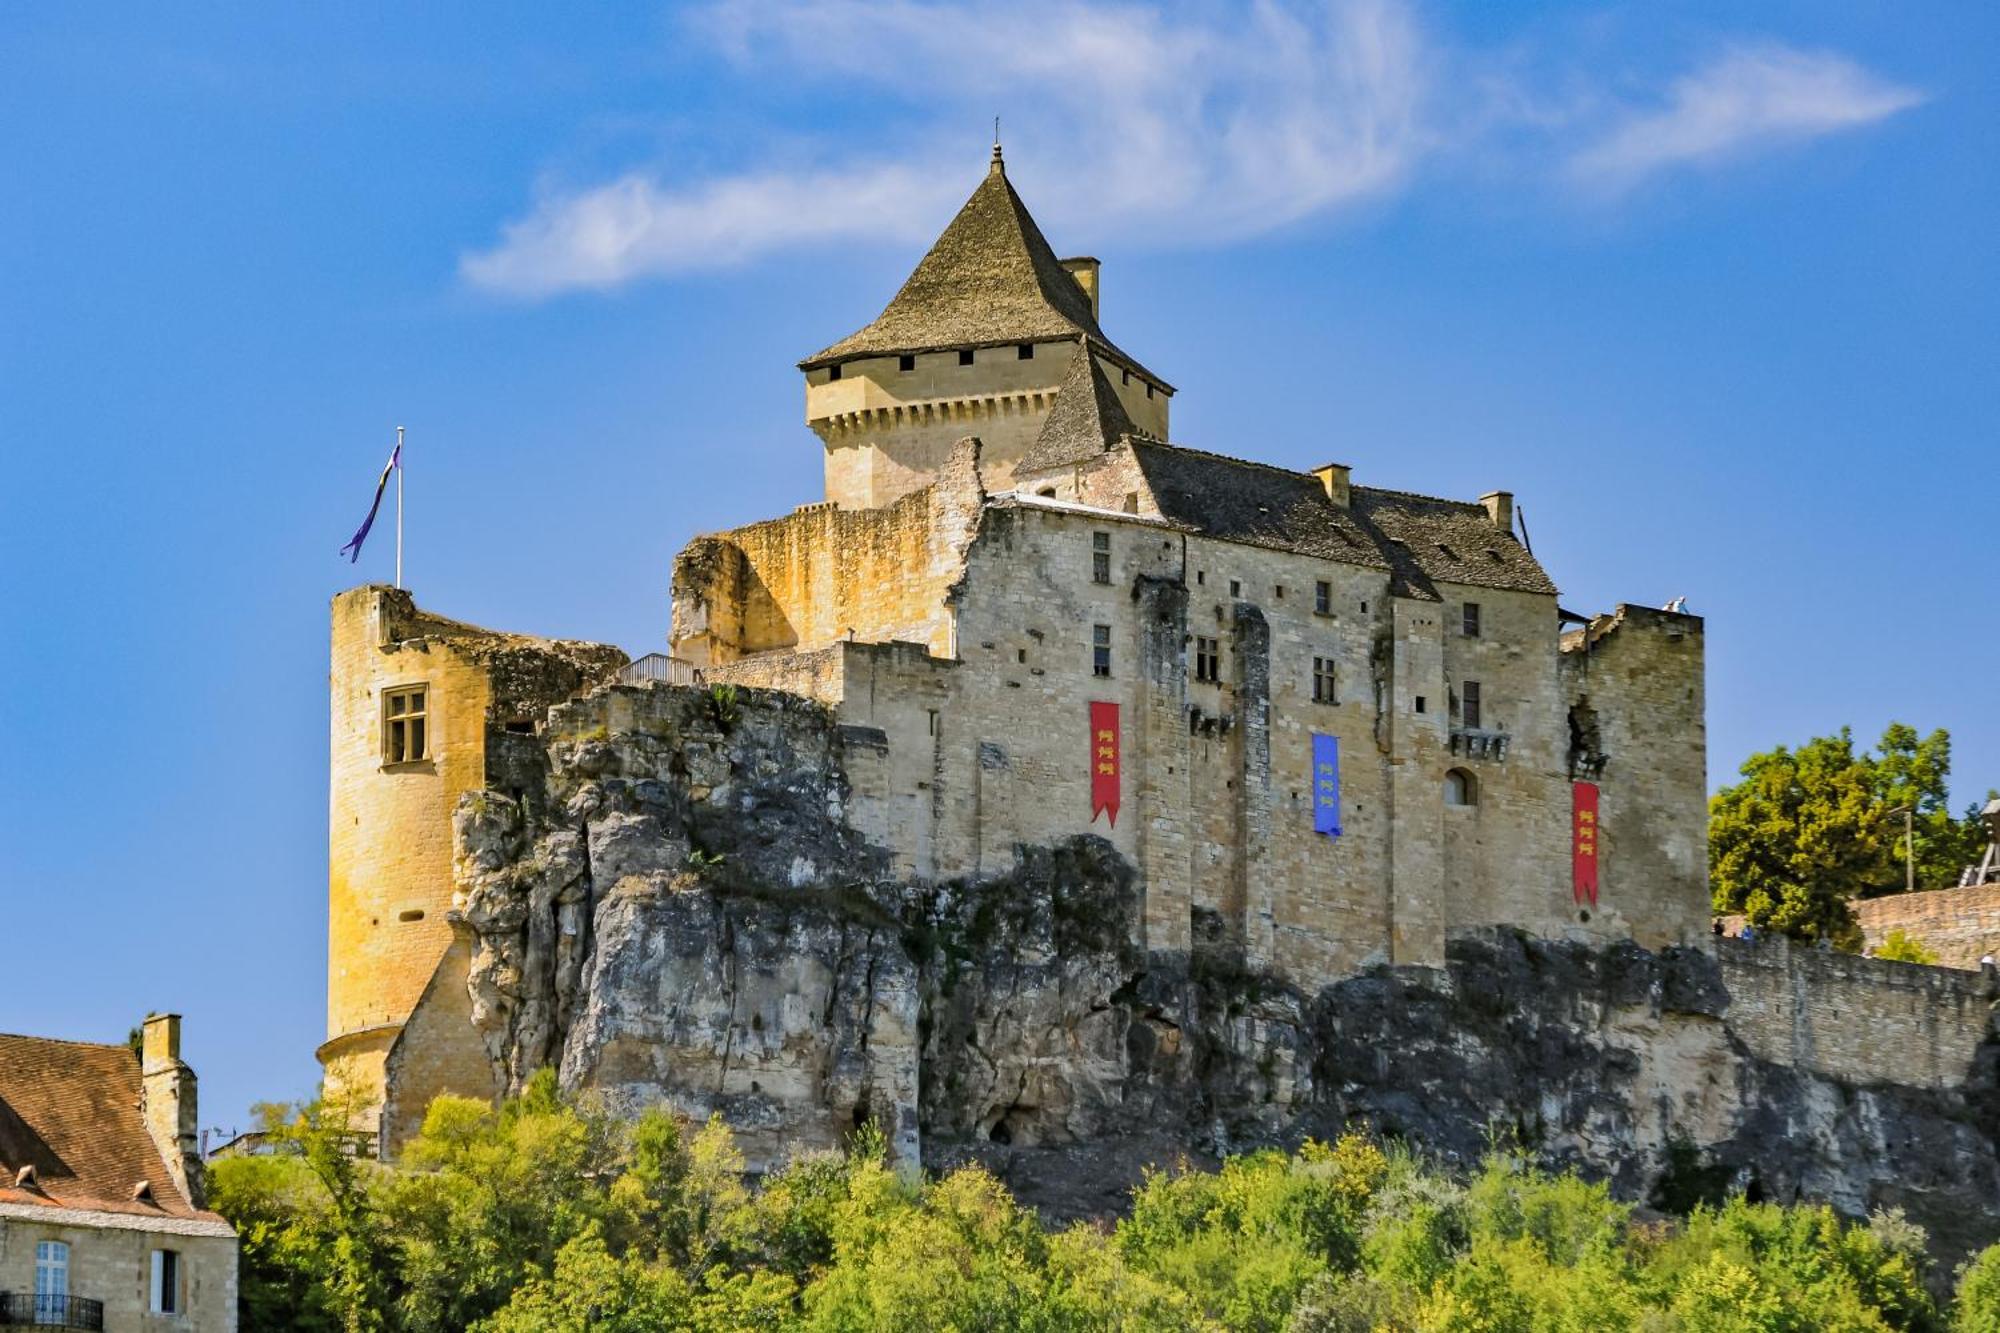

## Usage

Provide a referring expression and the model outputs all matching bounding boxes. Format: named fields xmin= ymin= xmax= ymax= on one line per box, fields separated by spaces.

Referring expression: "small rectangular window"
xmin=1092 ymin=624 xmax=1112 ymax=678
xmin=1146 ymin=382 xmax=1155 ymax=398
xmin=1196 ymin=570 xmax=1206 ymax=586
xmin=151 ymin=1249 xmax=181 ymax=1314
xmin=1092 ymin=531 xmax=1111 ymax=584
xmin=1462 ymin=681 xmax=1482 ymax=729
xmin=1312 ymin=657 xmax=1338 ymax=704
xmin=1229 ymin=579 xmax=1241 ymax=598
xmin=1017 ymin=343 xmax=1035 ymax=360
xmin=898 ymin=354 xmax=916 ymax=372
xmin=827 ymin=364 xmax=843 ymax=381
xmin=1194 ymin=637 xmax=1220 ymax=684
xmin=1122 ymin=491 xmax=1139 ymax=514
xmin=1275 ymin=585 xmax=1285 ymax=599
xmin=383 ymin=685 xmax=429 ymax=764
xmin=1415 ymin=695 xmax=1427 ymax=714
xmin=1463 ymin=602 xmax=1481 ymax=637
xmin=958 ymin=349 xmax=975 ymax=366
xmin=1121 ymin=368 xmax=1130 ymax=385
xmin=1315 ymin=581 xmax=1332 ymax=615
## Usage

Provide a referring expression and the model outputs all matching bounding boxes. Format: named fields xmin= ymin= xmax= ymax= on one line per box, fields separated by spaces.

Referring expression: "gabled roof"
xmin=800 ymin=153 xmax=1165 ymax=387
xmin=1128 ymin=442 xmax=1392 ymax=571
xmin=1350 ymin=488 xmax=1557 ymax=596
xmin=0 ymin=1033 xmax=217 ymax=1223
xmin=1015 ymin=343 xmax=1148 ymax=475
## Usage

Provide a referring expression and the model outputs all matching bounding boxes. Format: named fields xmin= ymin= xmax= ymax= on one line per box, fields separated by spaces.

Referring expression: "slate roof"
xmin=1068 ymin=442 xmax=1558 ymax=599
xmin=800 ymin=153 xmax=1166 ymax=387
xmin=1015 ymin=342 xmax=1148 ymax=475
xmin=0 ymin=1033 xmax=217 ymax=1222
xmin=1128 ymin=442 xmax=1392 ymax=572
xmin=1350 ymin=487 xmax=1558 ymax=596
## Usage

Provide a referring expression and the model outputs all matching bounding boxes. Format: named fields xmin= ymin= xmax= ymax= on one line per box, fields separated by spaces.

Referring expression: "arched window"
xmin=1445 ymin=768 xmax=1478 ymax=807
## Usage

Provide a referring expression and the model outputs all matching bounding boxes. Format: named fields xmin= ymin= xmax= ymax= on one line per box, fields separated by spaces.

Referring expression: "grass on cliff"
xmin=211 ymin=1074 xmax=1999 ymax=1333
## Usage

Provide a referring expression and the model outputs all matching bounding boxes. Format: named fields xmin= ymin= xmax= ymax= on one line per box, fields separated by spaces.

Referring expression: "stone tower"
xmin=799 ymin=145 xmax=1172 ymax=508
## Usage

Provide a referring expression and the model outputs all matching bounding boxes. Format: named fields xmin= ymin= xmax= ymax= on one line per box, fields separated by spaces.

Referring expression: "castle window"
xmin=1017 ymin=343 xmax=1034 ymax=360
xmin=150 ymin=1248 xmax=182 ymax=1315
xmin=1196 ymin=570 xmax=1206 ymax=585
xmin=1037 ymin=487 xmax=1057 ymax=498
xmin=1092 ymin=531 xmax=1111 ymax=583
xmin=1463 ymin=602 xmax=1481 ymax=637
xmin=958 ymin=349 xmax=975 ymax=366
xmin=383 ymin=685 xmax=429 ymax=764
xmin=1414 ymin=695 xmax=1427 ymax=714
xmin=1146 ymin=383 xmax=1155 ymax=398
xmin=1315 ymin=581 xmax=1332 ymax=615
xmin=1229 ymin=579 xmax=1241 ymax=598
xmin=398 ymin=909 xmax=425 ymax=923
xmin=898 ymin=354 xmax=916 ymax=372
xmin=827 ymin=364 xmax=843 ymax=381
xmin=1122 ymin=368 xmax=1130 ymax=385
xmin=1312 ymin=657 xmax=1337 ymax=703
xmin=1446 ymin=768 xmax=1478 ymax=807
xmin=1123 ymin=492 xmax=1139 ymax=514
xmin=1092 ymin=624 xmax=1112 ymax=677
xmin=1461 ymin=681 xmax=1482 ymax=729
xmin=1194 ymin=637 xmax=1220 ymax=684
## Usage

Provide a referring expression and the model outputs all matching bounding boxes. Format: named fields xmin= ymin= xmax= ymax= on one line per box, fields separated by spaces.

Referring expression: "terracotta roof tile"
xmin=0 ymin=1033 xmax=214 ymax=1221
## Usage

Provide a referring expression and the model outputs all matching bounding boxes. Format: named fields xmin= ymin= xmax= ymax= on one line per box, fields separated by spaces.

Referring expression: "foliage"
xmin=1875 ymin=929 xmax=1940 ymax=965
xmin=1710 ymin=724 xmax=1988 ymax=943
xmin=210 ymin=1079 xmax=2000 ymax=1332
xmin=706 ymin=683 xmax=741 ymax=732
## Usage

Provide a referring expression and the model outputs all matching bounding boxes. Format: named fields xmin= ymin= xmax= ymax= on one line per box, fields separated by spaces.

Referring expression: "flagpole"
xmin=395 ymin=425 xmax=404 ymax=590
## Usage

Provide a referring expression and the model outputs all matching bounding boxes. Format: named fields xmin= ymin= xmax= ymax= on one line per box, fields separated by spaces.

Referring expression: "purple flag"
xmin=340 ymin=440 xmax=401 ymax=563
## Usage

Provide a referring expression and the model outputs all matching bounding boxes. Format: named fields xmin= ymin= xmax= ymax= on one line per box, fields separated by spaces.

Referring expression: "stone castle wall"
xmin=1713 ymin=934 xmax=1997 ymax=1089
xmin=1852 ymin=882 xmax=2000 ymax=970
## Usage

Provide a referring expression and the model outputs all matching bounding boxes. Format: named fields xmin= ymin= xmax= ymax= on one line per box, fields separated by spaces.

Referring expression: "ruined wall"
xmin=669 ymin=439 xmax=986 ymax=667
xmin=1853 ymin=883 xmax=2000 ymax=970
xmin=1560 ymin=605 xmax=1708 ymax=949
xmin=1714 ymin=935 xmax=1997 ymax=1089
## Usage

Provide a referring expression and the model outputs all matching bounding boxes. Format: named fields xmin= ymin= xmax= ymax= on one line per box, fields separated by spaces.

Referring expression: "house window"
xmin=898 ymin=354 xmax=916 ymax=372
xmin=1194 ymin=637 xmax=1220 ymax=684
xmin=1312 ymin=657 xmax=1337 ymax=703
xmin=1461 ymin=681 xmax=1482 ymax=729
xmin=151 ymin=1248 xmax=182 ymax=1314
xmin=1315 ymin=581 xmax=1332 ymax=615
xmin=383 ymin=685 xmax=429 ymax=764
xmin=1092 ymin=624 xmax=1112 ymax=678
xmin=1446 ymin=768 xmax=1478 ymax=807
xmin=1229 ymin=579 xmax=1241 ymax=597
xmin=958 ymin=349 xmax=975 ymax=366
xmin=1463 ymin=602 xmax=1481 ymax=637
xmin=1092 ymin=531 xmax=1111 ymax=584
xmin=827 ymin=364 xmax=843 ymax=381
xmin=34 ymin=1241 xmax=68 ymax=1316
xmin=1018 ymin=343 xmax=1035 ymax=360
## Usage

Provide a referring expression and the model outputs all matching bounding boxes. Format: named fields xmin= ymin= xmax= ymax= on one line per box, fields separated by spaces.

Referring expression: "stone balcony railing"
xmin=1450 ymin=728 xmax=1509 ymax=761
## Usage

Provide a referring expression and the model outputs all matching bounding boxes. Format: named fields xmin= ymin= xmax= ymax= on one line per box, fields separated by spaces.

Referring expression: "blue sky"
xmin=2 ymin=2 xmax=1993 ymax=1132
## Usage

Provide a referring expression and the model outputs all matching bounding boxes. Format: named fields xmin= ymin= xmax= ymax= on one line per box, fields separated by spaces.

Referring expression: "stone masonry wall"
xmin=1714 ymin=934 xmax=1997 ymax=1089
xmin=1853 ymin=882 xmax=2000 ymax=970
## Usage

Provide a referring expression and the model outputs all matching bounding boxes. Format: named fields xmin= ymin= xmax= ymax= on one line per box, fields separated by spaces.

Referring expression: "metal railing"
xmin=0 ymin=1293 xmax=107 ymax=1330
xmin=618 ymin=653 xmax=704 ymax=687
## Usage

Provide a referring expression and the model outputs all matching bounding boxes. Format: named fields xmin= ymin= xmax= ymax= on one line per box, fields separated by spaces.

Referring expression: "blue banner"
xmin=1312 ymin=733 xmax=1341 ymax=836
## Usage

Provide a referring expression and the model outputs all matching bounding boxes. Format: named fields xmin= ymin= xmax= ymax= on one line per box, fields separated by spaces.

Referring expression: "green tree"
xmin=1874 ymin=930 xmax=1940 ymax=965
xmin=1710 ymin=724 xmax=1986 ymax=944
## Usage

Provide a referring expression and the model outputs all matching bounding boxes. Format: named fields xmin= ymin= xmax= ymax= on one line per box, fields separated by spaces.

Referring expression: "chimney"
xmin=1312 ymin=462 xmax=1352 ymax=508
xmin=1061 ymin=257 xmax=1101 ymax=321
xmin=140 ymin=1013 xmax=203 ymax=1207
xmin=1479 ymin=490 xmax=1514 ymax=534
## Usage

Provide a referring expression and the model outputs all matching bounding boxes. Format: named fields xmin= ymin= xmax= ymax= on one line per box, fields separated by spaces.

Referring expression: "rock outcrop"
xmin=449 ymin=681 xmax=2000 ymax=1262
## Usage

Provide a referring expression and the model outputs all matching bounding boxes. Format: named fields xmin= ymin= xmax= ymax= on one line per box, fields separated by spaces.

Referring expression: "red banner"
xmin=1089 ymin=701 xmax=1120 ymax=827
xmin=1572 ymin=782 xmax=1600 ymax=905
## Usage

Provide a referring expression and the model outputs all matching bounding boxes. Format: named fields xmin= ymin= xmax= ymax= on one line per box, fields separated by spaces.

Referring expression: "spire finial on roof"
xmin=991 ymin=116 xmax=1003 ymax=174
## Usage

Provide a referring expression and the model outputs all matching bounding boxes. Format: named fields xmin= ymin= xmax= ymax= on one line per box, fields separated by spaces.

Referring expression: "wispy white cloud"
xmin=458 ymin=3 xmax=1923 ymax=298
xmin=1569 ymin=46 xmax=1924 ymax=189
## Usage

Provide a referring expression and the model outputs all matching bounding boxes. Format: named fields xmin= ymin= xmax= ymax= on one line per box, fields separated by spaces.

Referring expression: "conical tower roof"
xmin=799 ymin=151 xmax=1164 ymax=387
xmin=1016 ymin=342 xmax=1150 ymax=475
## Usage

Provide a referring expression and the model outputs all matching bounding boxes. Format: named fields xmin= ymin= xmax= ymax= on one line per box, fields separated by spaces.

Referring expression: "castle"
xmin=322 ymin=149 xmax=1709 ymax=1150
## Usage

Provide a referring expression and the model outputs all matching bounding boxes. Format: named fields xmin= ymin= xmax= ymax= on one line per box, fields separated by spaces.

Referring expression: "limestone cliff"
xmin=449 ymin=682 xmax=2000 ymax=1262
